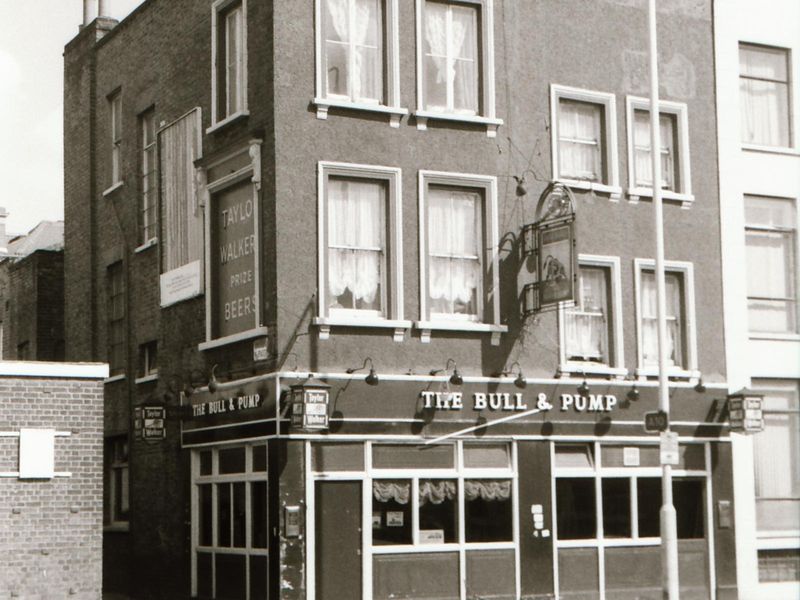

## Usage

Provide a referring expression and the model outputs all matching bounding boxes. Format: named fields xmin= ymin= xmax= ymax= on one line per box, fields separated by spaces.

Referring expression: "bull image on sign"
xmin=521 ymin=182 xmax=578 ymax=315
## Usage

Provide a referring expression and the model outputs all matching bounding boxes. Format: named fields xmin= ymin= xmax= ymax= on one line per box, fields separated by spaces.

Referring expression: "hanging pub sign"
xmin=521 ymin=182 xmax=577 ymax=315
xmin=728 ymin=389 xmax=765 ymax=434
xmin=134 ymin=405 xmax=166 ymax=441
xmin=290 ymin=378 xmax=331 ymax=431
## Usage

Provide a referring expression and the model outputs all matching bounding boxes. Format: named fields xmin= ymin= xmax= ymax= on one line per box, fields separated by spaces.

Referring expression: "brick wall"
xmin=0 ymin=370 xmax=105 ymax=600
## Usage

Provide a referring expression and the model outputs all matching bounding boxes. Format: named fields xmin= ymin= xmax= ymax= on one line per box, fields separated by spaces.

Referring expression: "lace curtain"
xmin=373 ymin=481 xmax=411 ymax=504
xmin=739 ymin=45 xmax=790 ymax=147
xmin=641 ymin=272 xmax=680 ymax=366
xmin=428 ymin=189 xmax=480 ymax=315
xmin=159 ymin=109 xmax=203 ymax=272
xmin=559 ymin=99 xmax=602 ymax=181
xmin=325 ymin=0 xmax=382 ymax=102
xmin=566 ymin=268 xmax=607 ymax=361
xmin=328 ymin=179 xmax=384 ymax=309
xmin=424 ymin=2 xmax=478 ymax=113
xmin=464 ymin=480 xmax=511 ymax=501
xmin=634 ymin=110 xmax=674 ymax=190
xmin=372 ymin=480 xmax=511 ymax=505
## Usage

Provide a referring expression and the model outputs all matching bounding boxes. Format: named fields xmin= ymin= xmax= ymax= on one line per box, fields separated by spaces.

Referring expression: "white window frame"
xmin=414 ymin=0 xmax=503 ymax=137
xmin=139 ymin=108 xmax=158 ymax=248
xmin=416 ymin=170 xmax=506 ymax=345
xmin=739 ymin=42 xmax=794 ymax=152
xmin=190 ymin=443 xmax=269 ymax=600
xmin=135 ymin=340 xmax=159 ymax=384
xmin=306 ymin=440 xmax=521 ymax=600
xmin=633 ymin=258 xmax=699 ymax=379
xmin=558 ymin=255 xmax=626 ymax=378
xmin=314 ymin=162 xmax=410 ymax=342
xmin=314 ymin=0 xmax=407 ymax=126
xmin=744 ymin=194 xmax=800 ymax=340
xmin=550 ymin=85 xmax=621 ymax=199
xmin=105 ymin=91 xmax=123 ymax=195
xmin=209 ymin=0 xmax=248 ymax=132
xmin=625 ymin=96 xmax=694 ymax=208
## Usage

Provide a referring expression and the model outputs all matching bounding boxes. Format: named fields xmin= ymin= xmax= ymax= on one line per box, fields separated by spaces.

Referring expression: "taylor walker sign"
xmin=421 ymin=391 xmax=618 ymax=413
xmin=212 ymin=181 xmax=258 ymax=339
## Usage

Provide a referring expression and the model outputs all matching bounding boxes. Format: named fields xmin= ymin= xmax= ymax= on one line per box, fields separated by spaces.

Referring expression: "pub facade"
xmin=64 ymin=0 xmax=739 ymax=598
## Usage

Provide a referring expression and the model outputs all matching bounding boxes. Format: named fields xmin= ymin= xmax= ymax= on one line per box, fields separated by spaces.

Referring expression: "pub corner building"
xmin=61 ymin=0 xmax=761 ymax=599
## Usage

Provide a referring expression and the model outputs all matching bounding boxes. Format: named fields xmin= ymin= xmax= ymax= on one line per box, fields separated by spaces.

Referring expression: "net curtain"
xmin=372 ymin=480 xmax=511 ymax=505
xmin=327 ymin=179 xmax=384 ymax=308
xmin=739 ymin=46 xmax=790 ymax=147
xmin=427 ymin=189 xmax=481 ymax=313
xmin=424 ymin=2 xmax=478 ymax=113
xmin=641 ymin=273 xmax=680 ymax=366
xmin=559 ymin=100 xmax=602 ymax=181
xmin=325 ymin=0 xmax=382 ymax=102
xmin=566 ymin=268 xmax=607 ymax=360
xmin=159 ymin=110 xmax=203 ymax=272
xmin=634 ymin=111 xmax=673 ymax=189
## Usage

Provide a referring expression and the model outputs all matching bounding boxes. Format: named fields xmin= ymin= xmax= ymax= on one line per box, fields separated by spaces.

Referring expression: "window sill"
xmin=742 ymin=143 xmax=800 ymax=157
xmin=134 ymin=238 xmax=158 ymax=254
xmin=206 ymin=110 xmax=249 ymax=134
xmin=556 ymin=179 xmax=623 ymax=200
xmin=313 ymin=98 xmax=409 ymax=128
xmin=413 ymin=110 xmax=503 ymax=138
xmin=313 ymin=316 xmax=412 ymax=342
xmin=198 ymin=326 xmax=269 ymax=352
xmin=627 ymin=187 xmax=694 ymax=209
xmin=635 ymin=367 xmax=700 ymax=381
xmin=102 ymin=181 xmax=124 ymax=198
xmin=104 ymin=374 xmax=126 ymax=385
xmin=749 ymin=332 xmax=800 ymax=342
xmin=135 ymin=373 xmax=159 ymax=385
xmin=559 ymin=363 xmax=628 ymax=379
xmin=104 ymin=522 xmax=130 ymax=533
xmin=414 ymin=321 xmax=507 ymax=346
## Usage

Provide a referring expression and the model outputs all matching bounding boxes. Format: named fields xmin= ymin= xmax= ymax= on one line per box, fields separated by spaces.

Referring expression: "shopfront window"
xmin=192 ymin=444 xmax=268 ymax=600
xmin=313 ymin=441 xmax=517 ymax=600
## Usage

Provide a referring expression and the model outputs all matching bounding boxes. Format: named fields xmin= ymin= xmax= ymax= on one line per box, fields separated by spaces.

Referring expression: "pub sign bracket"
xmin=521 ymin=182 xmax=578 ymax=316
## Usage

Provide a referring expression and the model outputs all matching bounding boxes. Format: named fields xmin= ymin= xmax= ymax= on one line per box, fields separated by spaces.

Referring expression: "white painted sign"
xmin=660 ymin=431 xmax=680 ymax=466
xmin=19 ymin=429 xmax=56 ymax=479
xmin=160 ymin=260 xmax=203 ymax=307
xmin=419 ymin=529 xmax=445 ymax=544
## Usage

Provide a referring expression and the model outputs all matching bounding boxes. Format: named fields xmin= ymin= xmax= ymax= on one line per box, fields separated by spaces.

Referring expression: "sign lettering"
xmin=419 ymin=391 xmax=617 ymax=413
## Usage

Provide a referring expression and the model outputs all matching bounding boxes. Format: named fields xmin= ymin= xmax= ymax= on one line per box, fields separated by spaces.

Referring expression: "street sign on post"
xmin=644 ymin=410 xmax=669 ymax=433
xmin=660 ymin=431 xmax=679 ymax=465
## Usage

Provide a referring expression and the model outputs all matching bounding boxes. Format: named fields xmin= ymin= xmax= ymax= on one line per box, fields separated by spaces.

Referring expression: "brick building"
xmin=64 ymin=0 xmax=738 ymax=598
xmin=0 ymin=360 xmax=107 ymax=599
xmin=0 ymin=220 xmax=65 ymax=361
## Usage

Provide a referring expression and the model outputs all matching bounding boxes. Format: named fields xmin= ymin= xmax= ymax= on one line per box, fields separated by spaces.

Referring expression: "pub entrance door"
xmin=315 ymin=481 xmax=363 ymax=600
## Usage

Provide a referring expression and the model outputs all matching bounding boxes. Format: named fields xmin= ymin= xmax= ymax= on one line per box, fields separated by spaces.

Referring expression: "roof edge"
xmin=0 ymin=361 xmax=109 ymax=380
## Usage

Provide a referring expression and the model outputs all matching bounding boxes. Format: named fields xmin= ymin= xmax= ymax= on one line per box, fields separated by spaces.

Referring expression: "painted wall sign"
xmin=212 ymin=181 xmax=258 ymax=339
xmin=190 ymin=393 xmax=263 ymax=418
xmin=420 ymin=391 xmax=617 ymax=413
xmin=160 ymin=260 xmax=203 ymax=307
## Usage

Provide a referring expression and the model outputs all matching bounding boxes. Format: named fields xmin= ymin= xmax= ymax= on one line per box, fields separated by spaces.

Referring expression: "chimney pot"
xmin=98 ymin=0 xmax=109 ymax=18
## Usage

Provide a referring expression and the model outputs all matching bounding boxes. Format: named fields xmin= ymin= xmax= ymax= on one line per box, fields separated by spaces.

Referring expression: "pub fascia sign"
xmin=421 ymin=390 xmax=618 ymax=413
xmin=190 ymin=392 xmax=263 ymax=418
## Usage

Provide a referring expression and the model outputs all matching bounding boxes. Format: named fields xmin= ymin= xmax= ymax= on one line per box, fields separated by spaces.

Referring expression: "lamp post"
xmin=647 ymin=1 xmax=680 ymax=597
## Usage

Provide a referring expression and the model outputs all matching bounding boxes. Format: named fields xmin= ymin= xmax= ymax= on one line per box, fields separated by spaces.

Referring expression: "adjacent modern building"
xmin=0 ymin=360 xmax=108 ymax=599
xmin=65 ymin=0 xmax=739 ymax=598
xmin=715 ymin=0 xmax=800 ymax=597
xmin=0 ymin=219 xmax=65 ymax=361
